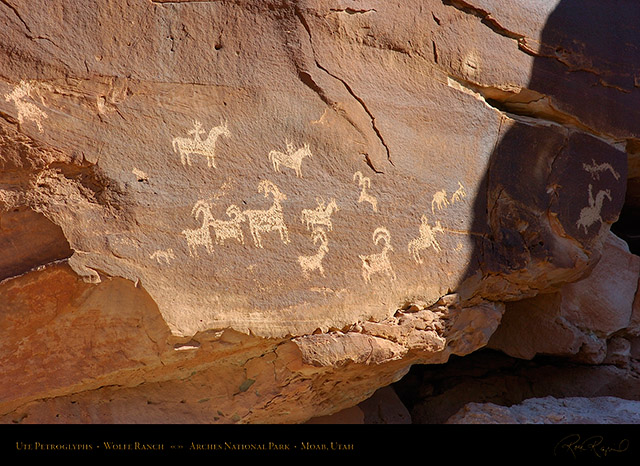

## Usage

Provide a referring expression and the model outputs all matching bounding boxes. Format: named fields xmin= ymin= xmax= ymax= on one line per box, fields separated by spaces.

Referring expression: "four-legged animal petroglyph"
xmin=408 ymin=215 xmax=445 ymax=263
xmin=301 ymin=197 xmax=339 ymax=232
xmin=182 ymin=200 xmax=215 ymax=256
xmin=298 ymin=228 xmax=330 ymax=278
xmin=359 ymin=227 xmax=396 ymax=283
xmin=582 ymin=159 xmax=621 ymax=181
xmin=150 ymin=248 xmax=175 ymax=264
xmin=353 ymin=171 xmax=378 ymax=212
xmin=268 ymin=141 xmax=313 ymax=177
xmin=4 ymin=81 xmax=48 ymax=132
xmin=209 ymin=205 xmax=245 ymax=245
xmin=172 ymin=120 xmax=231 ymax=168
xmin=576 ymin=184 xmax=612 ymax=233
xmin=431 ymin=189 xmax=450 ymax=213
xmin=243 ymin=180 xmax=290 ymax=248
xmin=450 ymin=182 xmax=467 ymax=204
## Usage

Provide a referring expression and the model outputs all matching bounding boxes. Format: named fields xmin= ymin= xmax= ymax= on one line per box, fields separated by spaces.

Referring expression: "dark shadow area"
xmin=396 ymin=1 xmax=640 ymax=423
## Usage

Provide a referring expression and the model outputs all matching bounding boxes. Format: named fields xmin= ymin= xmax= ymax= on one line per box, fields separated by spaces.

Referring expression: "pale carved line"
xmin=268 ymin=141 xmax=313 ymax=177
xmin=172 ymin=120 xmax=230 ymax=168
xmin=4 ymin=81 xmax=48 ymax=132
xmin=576 ymin=184 xmax=612 ymax=233
xmin=298 ymin=228 xmax=329 ymax=279
xmin=359 ymin=227 xmax=395 ymax=283
xmin=408 ymin=215 xmax=445 ymax=264
xmin=353 ymin=171 xmax=378 ymax=212
xmin=301 ymin=197 xmax=339 ymax=232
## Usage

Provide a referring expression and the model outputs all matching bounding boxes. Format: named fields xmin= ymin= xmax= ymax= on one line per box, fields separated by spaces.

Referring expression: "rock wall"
xmin=1 ymin=0 xmax=639 ymax=423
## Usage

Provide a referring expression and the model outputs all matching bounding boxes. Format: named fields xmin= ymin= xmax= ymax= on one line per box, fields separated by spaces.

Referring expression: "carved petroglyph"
xmin=4 ymin=81 xmax=48 ymax=132
xmin=301 ymin=197 xmax=339 ymax=232
xmin=243 ymin=180 xmax=290 ymax=248
xmin=209 ymin=205 xmax=245 ymax=245
xmin=408 ymin=215 xmax=445 ymax=263
xmin=353 ymin=171 xmax=378 ymax=212
xmin=431 ymin=189 xmax=450 ymax=214
xmin=359 ymin=227 xmax=396 ymax=283
xmin=450 ymin=182 xmax=467 ymax=204
xmin=298 ymin=228 xmax=330 ymax=279
xmin=268 ymin=141 xmax=313 ymax=177
xmin=582 ymin=159 xmax=621 ymax=181
xmin=182 ymin=200 xmax=215 ymax=256
xmin=150 ymin=248 xmax=175 ymax=264
xmin=172 ymin=120 xmax=231 ymax=168
xmin=576 ymin=184 xmax=612 ymax=234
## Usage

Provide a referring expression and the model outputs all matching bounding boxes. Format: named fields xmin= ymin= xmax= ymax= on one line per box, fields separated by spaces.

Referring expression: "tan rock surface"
xmin=0 ymin=0 xmax=637 ymax=423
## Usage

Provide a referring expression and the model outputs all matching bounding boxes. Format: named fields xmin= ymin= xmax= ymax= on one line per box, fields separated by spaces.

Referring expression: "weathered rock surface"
xmin=1 ymin=0 xmax=638 ymax=423
xmin=446 ymin=396 xmax=640 ymax=424
xmin=394 ymin=349 xmax=640 ymax=424
xmin=488 ymin=232 xmax=640 ymax=363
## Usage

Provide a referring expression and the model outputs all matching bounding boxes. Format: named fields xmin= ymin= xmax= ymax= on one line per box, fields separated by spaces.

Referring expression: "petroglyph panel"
xmin=243 ymin=180 xmax=290 ymax=248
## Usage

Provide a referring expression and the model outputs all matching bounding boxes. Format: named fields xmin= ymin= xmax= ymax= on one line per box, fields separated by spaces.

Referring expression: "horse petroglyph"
xmin=150 ymin=248 xmax=175 ymax=264
xmin=359 ymin=227 xmax=396 ymax=283
xmin=4 ymin=81 xmax=48 ymax=132
xmin=576 ymin=184 xmax=612 ymax=234
xmin=431 ymin=189 xmax=450 ymax=213
xmin=353 ymin=171 xmax=378 ymax=212
xmin=268 ymin=141 xmax=313 ymax=177
xmin=298 ymin=228 xmax=330 ymax=278
xmin=182 ymin=200 xmax=215 ymax=257
xmin=243 ymin=180 xmax=290 ymax=248
xmin=582 ymin=159 xmax=621 ymax=181
xmin=408 ymin=215 xmax=445 ymax=263
xmin=172 ymin=120 xmax=231 ymax=168
xmin=301 ymin=197 xmax=339 ymax=232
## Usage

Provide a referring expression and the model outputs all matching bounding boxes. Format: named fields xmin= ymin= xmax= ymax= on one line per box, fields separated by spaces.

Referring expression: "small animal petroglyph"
xmin=301 ymin=197 xmax=339 ymax=232
xmin=132 ymin=168 xmax=148 ymax=182
xmin=353 ymin=171 xmax=378 ymax=212
xmin=172 ymin=120 xmax=231 ymax=168
xmin=408 ymin=215 xmax=445 ymax=264
xmin=450 ymin=182 xmax=467 ymax=204
xmin=182 ymin=200 xmax=215 ymax=256
xmin=359 ymin=227 xmax=396 ymax=283
xmin=298 ymin=228 xmax=330 ymax=279
xmin=4 ymin=81 xmax=48 ymax=132
xmin=209 ymin=204 xmax=245 ymax=245
xmin=150 ymin=248 xmax=175 ymax=264
xmin=582 ymin=159 xmax=621 ymax=181
xmin=431 ymin=189 xmax=450 ymax=213
xmin=243 ymin=180 xmax=290 ymax=248
xmin=268 ymin=141 xmax=313 ymax=177
xmin=576 ymin=184 xmax=612 ymax=234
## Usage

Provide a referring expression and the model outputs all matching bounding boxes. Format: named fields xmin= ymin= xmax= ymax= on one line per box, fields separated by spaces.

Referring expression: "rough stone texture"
xmin=394 ymin=349 xmax=640 ymax=424
xmin=1 ymin=0 xmax=638 ymax=423
xmin=488 ymin=232 xmax=640 ymax=363
xmin=446 ymin=396 xmax=640 ymax=424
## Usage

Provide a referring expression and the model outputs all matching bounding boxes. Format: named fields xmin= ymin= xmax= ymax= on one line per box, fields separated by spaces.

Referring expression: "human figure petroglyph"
xmin=298 ymin=228 xmax=330 ymax=278
xmin=301 ymin=197 xmax=339 ymax=232
xmin=182 ymin=200 xmax=214 ymax=256
xmin=268 ymin=141 xmax=313 ymax=177
xmin=359 ymin=227 xmax=396 ymax=283
xmin=243 ymin=180 xmax=290 ymax=248
xmin=209 ymin=204 xmax=245 ymax=245
xmin=450 ymin=182 xmax=467 ymax=204
xmin=582 ymin=159 xmax=621 ymax=181
xmin=576 ymin=184 xmax=612 ymax=234
xmin=353 ymin=171 xmax=378 ymax=212
xmin=172 ymin=120 xmax=231 ymax=168
xmin=408 ymin=215 xmax=445 ymax=264
xmin=150 ymin=248 xmax=175 ymax=264
xmin=431 ymin=189 xmax=450 ymax=213
xmin=4 ymin=81 xmax=48 ymax=132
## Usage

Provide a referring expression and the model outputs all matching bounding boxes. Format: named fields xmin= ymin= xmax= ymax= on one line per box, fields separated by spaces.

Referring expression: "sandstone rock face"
xmin=488 ymin=232 xmax=640 ymax=363
xmin=446 ymin=396 xmax=640 ymax=424
xmin=1 ymin=0 xmax=638 ymax=423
